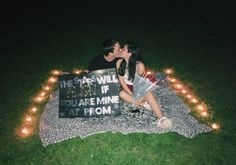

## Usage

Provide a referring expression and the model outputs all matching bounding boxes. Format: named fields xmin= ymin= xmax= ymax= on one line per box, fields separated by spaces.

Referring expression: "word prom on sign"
xmin=59 ymin=68 xmax=121 ymax=118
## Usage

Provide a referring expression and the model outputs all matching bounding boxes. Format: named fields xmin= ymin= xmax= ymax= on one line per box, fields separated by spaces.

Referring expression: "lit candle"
xmin=212 ymin=123 xmax=220 ymax=130
xmin=21 ymin=128 xmax=29 ymax=135
xmin=181 ymin=89 xmax=187 ymax=94
xmin=196 ymin=104 xmax=204 ymax=111
xmin=73 ymin=69 xmax=82 ymax=74
xmin=48 ymin=77 xmax=57 ymax=83
xmin=40 ymin=92 xmax=46 ymax=96
xmin=191 ymin=98 xmax=198 ymax=103
xmin=170 ymin=78 xmax=176 ymax=82
xmin=201 ymin=111 xmax=208 ymax=117
xmin=164 ymin=68 xmax=174 ymax=74
xmin=31 ymin=107 xmax=37 ymax=113
xmin=35 ymin=96 xmax=44 ymax=103
xmin=186 ymin=94 xmax=192 ymax=99
xmin=44 ymin=86 xmax=50 ymax=91
xmin=25 ymin=116 xmax=32 ymax=122
xmin=51 ymin=70 xmax=61 ymax=76
xmin=175 ymin=84 xmax=182 ymax=89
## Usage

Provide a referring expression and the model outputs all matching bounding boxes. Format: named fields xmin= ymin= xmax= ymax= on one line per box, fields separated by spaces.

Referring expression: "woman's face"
xmin=121 ymin=45 xmax=131 ymax=59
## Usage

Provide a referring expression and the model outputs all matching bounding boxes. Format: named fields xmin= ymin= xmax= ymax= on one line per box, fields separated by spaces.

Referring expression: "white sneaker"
xmin=142 ymin=102 xmax=151 ymax=110
xmin=157 ymin=117 xmax=172 ymax=128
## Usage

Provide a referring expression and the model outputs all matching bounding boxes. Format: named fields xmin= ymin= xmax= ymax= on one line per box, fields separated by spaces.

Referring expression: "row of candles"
xmin=17 ymin=69 xmax=82 ymax=137
xmin=17 ymin=68 xmax=220 ymax=138
xmin=163 ymin=68 xmax=220 ymax=130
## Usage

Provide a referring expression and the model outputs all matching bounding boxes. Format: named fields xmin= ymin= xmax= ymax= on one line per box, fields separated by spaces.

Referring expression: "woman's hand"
xmin=134 ymin=97 xmax=145 ymax=107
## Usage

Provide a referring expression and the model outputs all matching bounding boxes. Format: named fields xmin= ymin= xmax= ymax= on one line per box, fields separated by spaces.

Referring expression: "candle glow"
xmin=175 ymin=83 xmax=182 ymax=89
xmin=211 ymin=123 xmax=220 ymax=130
xmin=181 ymin=89 xmax=187 ymax=94
xmin=34 ymin=96 xmax=44 ymax=103
xmin=196 ymin=104 xmax=205 ymax=111
xmin=170 ymin=78 xmax=176 ymax=82
xmin=73 ymin=69 xmax=82 ymax=74
xmin=201 ymin=111 xmax=208 ymax=117
xmin=191 ymin=98 xmax=198 ymax=103
xmin=21 ymin=128 xmax=29 ymax=134
xmin=186 ymin=94 xmax=192 ymax=99
xmin=40 ymin=91 xmax=46 ymax=96
xmin=164 ymin=68 xmax=174 ymax=74
xmin=43 ymin=86 xmax=50 ymax=91
xmin=31 ymin=107 xmax=37 ymax=113
xmin=51 ymin=70 xmax=62 ymax=76
xmin=25 ymin=116 xmax=32 ymax=122
xmin=48 ymin=77 xmax=57 ymax=83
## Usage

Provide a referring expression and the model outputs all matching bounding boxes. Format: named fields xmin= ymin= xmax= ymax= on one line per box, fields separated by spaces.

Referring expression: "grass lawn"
xmin=1 ymin=8 xmax=236 ymax=164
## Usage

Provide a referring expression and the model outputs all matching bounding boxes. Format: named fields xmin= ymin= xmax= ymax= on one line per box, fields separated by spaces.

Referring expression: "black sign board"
xmin=59 ymin=68 xmax=121 ymax=118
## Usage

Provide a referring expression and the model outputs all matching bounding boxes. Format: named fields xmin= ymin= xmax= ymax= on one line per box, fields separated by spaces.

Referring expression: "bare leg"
xmin=119 ymin=90 xmax=135 ymax=104
xmin=119 ymin=90 xmax=143 ymax=107
xmin=120 ymin=90 xmax=171 ymax=128
xmin=143 ymin=92 xmax=163 ymax=119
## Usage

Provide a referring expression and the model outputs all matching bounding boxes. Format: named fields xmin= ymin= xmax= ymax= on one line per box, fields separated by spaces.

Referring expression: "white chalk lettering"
xmin=68 ymin=108 xmax=81 ymax=116
xmin=84 ymin=106 xmax=112 ymax=116
xmin=60 ymin=80 xmax=74 ymax=88
xmin=96 ymin=75 xmax=118 ymax=84
xmin=101 ymin=85 xmax=109 ymax=94
xmin=60 ymin=98 xmax=96 ymax=107
xmin=96 ymin=96 xmax=119 ymax=104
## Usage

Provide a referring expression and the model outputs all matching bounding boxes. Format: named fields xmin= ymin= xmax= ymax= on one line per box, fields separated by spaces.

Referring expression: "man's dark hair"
xmin=102 ymin=38 xmax=119 ymax=56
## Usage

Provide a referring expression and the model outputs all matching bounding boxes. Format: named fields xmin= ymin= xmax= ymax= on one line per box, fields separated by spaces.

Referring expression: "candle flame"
xmin=34 ymin=96 xmax=44 ymax=103
xmin=181 ymin=89 xmax=187 ymax=94
xmin=196 ymin=104 xmax=205 ymax=111
xmin=21 ymin=128 xmax=29 ymax=134
xmin=48 ymin=77 xmax=57 ymax=83
xmin=40 ymin=92 xmax=46 ymax=96
xmin=73 ymin=69 xmax=82 ymax=75
xmin=170 ymin=78 xmax=176 ymax=82
xmin=201 ymin=111 xmax=208 ymax=117
xmin=25 ymin=116 xmax=32 ymax=122
xmin=186 ymin=94 xmax=192 ymax=99
xmin=31 ymin=107 xmax=37 ymax=113
xmin=175 ymin=83 xmax=182 ymax=89
xmin=43 ymin=86 xmax=50 ymax=91
xmin=212 ymin=123 xmax=220 ymax=130
xmin=51 ymin=69 xmax=61 ymax=76
xmin=164 ymin=68 xmax=174 ymax=74
xmin=191 ymin=98 xmax=198 ymax=103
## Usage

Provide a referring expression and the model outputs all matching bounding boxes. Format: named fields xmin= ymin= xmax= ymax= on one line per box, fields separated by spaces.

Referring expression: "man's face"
xmin=112 ymin=42 xmax=121 ymax=58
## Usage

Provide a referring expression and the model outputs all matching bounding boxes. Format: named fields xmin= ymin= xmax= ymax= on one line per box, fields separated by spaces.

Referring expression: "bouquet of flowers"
xmin=133 ymin=72 xmax=159 ymax=100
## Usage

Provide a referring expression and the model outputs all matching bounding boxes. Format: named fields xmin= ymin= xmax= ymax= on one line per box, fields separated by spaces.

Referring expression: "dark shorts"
xmin=120 ymin=84 xmax=133 ymax=92
xmin=127 ymin=84 xmax=133 ymax=92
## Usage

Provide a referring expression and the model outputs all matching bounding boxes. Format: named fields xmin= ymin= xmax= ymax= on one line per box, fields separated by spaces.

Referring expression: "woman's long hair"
xmin=117 ymin=42 xmax=143 ymax=81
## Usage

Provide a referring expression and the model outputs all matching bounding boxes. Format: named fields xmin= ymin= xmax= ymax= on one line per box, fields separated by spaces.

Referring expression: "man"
xmin=88 ymin=38 xmax=121 ymax=71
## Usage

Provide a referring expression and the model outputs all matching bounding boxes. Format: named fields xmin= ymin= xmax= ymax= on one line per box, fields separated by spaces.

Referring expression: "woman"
xmin=116 ymin=42 xmax=172 ymax=128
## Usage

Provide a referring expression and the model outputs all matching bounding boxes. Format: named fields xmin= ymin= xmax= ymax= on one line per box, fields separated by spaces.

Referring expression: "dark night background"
xmin=0 ymin=0 xmax=236 ymax=164
xmin=1 ymin=0 xmax=235 ymax=76
xmin=1 ymin=0 xmax=235 ymax=53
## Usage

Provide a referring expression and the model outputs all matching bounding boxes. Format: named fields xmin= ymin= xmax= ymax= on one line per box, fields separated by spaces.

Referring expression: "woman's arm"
xmin=116 ymin=59 xmax=133 ymax=95
xmin=136 ymin=61 xmax=145 ymax=75
xmin=118 ymin=75 xmax=133 ymax=95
